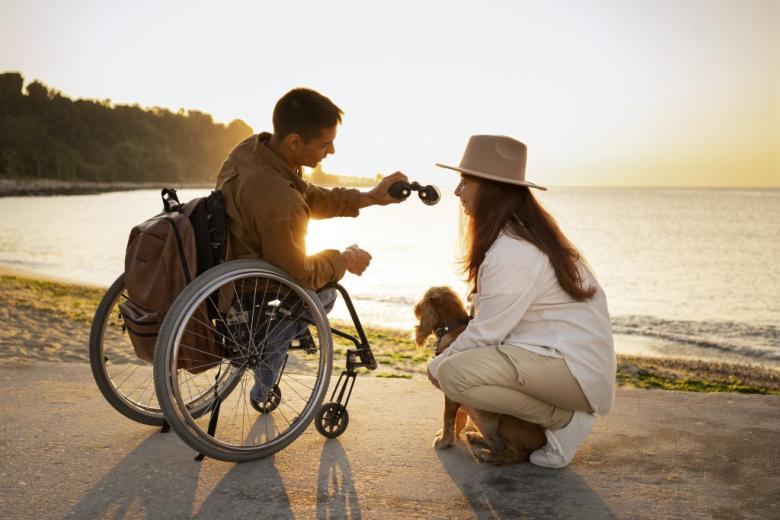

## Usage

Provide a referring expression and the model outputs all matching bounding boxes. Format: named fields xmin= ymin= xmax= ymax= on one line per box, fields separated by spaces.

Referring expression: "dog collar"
xmin=434 ymin=317 xmax=472 ymax=339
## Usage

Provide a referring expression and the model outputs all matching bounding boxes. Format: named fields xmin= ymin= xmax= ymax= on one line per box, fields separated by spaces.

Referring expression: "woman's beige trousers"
xmin=436 ymin=345 xmax=593 ymax=430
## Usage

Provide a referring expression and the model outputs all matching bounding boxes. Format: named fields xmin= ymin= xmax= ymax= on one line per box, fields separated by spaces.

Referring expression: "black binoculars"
xmin=388 ymin=181 xmax=441 ymax=206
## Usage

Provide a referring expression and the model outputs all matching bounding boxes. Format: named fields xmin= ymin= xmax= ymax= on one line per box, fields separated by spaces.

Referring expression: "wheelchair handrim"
xmin=95 ymin=277 xmax=241 ymax=420
xmin=160 ymin=266 xmax=333 ymax=455
xmin=91 ymin=275 xmax=163 ymax=419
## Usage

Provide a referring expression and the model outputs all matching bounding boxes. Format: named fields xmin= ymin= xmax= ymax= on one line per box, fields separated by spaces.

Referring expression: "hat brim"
xmin=435 ymin=163 xmax=547 ymax=191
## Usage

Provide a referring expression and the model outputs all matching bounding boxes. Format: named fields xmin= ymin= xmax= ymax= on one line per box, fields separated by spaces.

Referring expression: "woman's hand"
xmin=427 ymin=367 xmax=440 ymax=389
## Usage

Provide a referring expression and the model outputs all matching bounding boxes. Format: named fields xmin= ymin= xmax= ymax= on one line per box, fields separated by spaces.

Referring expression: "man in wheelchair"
xmin=215 ymin=88 xmax=408 ymax=406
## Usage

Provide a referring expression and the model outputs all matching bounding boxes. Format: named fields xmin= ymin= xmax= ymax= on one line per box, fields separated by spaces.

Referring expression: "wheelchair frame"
xmin=311 ymin=283 xmax=378 ymax=438
xmin=91 ymin=260 xmax=380 ymax=463
xmin=197 ymin=280 xmax=378 ymax=454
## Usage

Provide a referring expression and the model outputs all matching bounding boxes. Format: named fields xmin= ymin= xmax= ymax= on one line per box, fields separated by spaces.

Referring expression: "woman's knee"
xmin=436 ymin=359 xmax=467 ymax=397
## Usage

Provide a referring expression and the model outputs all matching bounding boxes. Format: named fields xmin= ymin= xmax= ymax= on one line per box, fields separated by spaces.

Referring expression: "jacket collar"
xmin=253 ymin=132 xmax=304 ymax=185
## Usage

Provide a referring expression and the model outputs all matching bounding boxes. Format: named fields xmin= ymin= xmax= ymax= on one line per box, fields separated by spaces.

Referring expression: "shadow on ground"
xmin=436 ymin=443 xmax=617 ymax=519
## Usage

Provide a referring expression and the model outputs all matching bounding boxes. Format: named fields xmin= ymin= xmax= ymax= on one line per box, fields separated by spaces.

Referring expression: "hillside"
xmin=0 ymin=72 xmax=252 ymax=184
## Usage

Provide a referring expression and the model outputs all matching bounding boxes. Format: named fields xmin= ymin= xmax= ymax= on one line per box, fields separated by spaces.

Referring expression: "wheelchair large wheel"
xmin=154 ymin=260 xmax=333 ymax=462
xmin=89 ymin=274 xmax=241 ymax=425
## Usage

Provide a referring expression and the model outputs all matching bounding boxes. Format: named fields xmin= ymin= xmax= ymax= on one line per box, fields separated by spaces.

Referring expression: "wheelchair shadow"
xmin=192 ymin=438 xmax=360 ymax=518
xmin=436 ymin=447 xmax=617 ymax=519
xmin=315 ymin=440 xmax=361 ymax=519
xmin=67 ymin=431 xmax=204 ymax=518
xmin=66 ymin=426 xmax=297 ymax=518
xmin=193 ymin=457 xmax=294 ymax=519
xmin=190 ymin=413 xmax=295 ymax=518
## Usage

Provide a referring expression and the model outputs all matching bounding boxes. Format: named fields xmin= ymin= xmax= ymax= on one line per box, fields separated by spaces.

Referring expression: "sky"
xmin=1 ymin=0 xmax=778 ymax=187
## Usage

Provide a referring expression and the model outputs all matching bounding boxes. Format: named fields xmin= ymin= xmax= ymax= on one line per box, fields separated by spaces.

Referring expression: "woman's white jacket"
xmin=428 ymin=230 xmax=616 ymax=415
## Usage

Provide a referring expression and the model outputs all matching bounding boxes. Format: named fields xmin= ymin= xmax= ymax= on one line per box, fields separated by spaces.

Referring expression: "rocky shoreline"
xmin=0 ymin=177 xmax=213 ymax=197
xmin=0 ymin=175 xmax=369 ymax=197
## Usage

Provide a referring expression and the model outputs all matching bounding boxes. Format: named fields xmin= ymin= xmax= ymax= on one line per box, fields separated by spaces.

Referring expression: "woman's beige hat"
xmin=435 ymin=135 xmax=547 ymax=190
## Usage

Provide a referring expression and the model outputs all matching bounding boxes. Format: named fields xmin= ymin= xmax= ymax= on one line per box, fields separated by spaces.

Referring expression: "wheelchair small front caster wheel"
xmin=315 ymin=402 xmax=349 ymax=438
xmin=250 ymin=385 xmax=281 ymax=414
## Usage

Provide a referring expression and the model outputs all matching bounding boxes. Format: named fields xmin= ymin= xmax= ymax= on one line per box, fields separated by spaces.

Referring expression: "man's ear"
xmin=284 ymin=133 xmax=304 ymax=153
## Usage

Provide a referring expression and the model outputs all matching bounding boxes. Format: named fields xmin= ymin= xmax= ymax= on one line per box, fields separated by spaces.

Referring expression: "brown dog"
xmin=414 ymin=286 xmax=546 ymax=464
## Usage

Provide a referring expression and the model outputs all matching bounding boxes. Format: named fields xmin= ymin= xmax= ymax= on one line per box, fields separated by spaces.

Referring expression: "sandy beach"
xmin=2 ymin=269 xmax=780 ymax=519
xmin=1 ymin=266 xmax=777 ymax=394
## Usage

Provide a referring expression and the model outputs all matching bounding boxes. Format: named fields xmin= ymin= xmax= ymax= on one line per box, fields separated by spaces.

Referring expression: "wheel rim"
xmin=95 ymin=278 xmax=240 ymax=420
xmin=161 ymin=267 xmax=332 ymax=455
xmin=97 ymin=283 xmax=162 ymax=417
xmin=320 ymin=403 xmax=348 ymax=436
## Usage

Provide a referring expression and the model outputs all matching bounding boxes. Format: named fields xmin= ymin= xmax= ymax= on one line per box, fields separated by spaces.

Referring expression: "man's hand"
xmin=342 ymin=244 xmax=372 ymax=276
xmin=359 ymin=171 xmax=409 ymax=208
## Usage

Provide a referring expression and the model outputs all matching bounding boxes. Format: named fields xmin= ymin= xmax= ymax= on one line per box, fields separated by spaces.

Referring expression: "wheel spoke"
xmin=157 ymin=263 xmax=332 ymax=461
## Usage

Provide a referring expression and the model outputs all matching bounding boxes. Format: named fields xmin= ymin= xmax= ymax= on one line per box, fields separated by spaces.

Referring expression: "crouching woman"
xmin=429 ymin=135 xmax=616 ymax=468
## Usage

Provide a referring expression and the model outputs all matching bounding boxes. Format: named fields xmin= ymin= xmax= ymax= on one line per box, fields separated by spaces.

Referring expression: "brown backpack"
xmin=119 ymin=189 xmax=227 ymax=374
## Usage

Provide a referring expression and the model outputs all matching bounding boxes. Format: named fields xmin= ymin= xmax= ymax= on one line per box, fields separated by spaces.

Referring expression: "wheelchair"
xmin=90 ymin=259 xmax=377 ymax=462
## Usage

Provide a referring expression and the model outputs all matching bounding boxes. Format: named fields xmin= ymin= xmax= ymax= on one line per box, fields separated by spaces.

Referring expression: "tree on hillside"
xmin=0 ymin=72 xmax=253 ymax=183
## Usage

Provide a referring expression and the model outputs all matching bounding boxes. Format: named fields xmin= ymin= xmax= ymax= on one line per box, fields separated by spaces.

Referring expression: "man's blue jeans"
xmin=249 ymin=288 xmax=337 ymax=403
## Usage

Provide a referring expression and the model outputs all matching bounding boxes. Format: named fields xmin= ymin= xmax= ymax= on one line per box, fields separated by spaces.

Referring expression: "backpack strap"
xmin=161 ymin=188 xmax=181 ymax=213
xmin=189 ymin=198 xmax=214 ymax=276
xmin=205 ymin=191 xmax=228 ymax=264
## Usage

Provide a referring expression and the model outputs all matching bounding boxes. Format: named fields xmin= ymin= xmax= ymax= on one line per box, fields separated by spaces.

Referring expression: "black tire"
xmin=89 ymin=274 xmax=242 ymax=426
xmin=315 ymin=402 xmax=349 ymax=438
xmin=154 ymin=260 xmax=333 ymax=462
xmin=89 ymin=274 xmax=164 ymax=425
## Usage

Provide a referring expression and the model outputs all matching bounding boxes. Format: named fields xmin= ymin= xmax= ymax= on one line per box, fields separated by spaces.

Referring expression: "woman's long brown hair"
xmin=460 ymin=174 xmax=596 ymax=301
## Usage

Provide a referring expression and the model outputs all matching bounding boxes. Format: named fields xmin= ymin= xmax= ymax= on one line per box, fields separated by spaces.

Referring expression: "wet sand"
xmin=0 ymin=267 xmax=778 ymax=394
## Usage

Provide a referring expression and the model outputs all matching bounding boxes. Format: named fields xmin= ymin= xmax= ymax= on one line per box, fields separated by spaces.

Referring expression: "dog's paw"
xmin=433 ymin=430 xmax=454 ymax=449
xmin=474 ymin=448 xmax=497 ymax=464
xmin=463 ymin=431 xmax=485 ymax=446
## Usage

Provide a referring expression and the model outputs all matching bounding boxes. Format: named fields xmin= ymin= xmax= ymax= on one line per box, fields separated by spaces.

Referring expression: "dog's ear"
xmin=414 ymin=302 xmax=438 ymax=346
xmin=414 ymin=289 xmax=441 ymax=346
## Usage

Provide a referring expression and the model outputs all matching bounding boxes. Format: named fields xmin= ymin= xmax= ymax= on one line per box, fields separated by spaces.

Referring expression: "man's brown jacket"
xmin=216 ymin=132 xmax=361 ymax=289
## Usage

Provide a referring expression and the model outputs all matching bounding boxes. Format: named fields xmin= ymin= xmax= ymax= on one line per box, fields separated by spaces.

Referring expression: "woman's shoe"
xmin=530 ymin=410 xmax=596 ymax=468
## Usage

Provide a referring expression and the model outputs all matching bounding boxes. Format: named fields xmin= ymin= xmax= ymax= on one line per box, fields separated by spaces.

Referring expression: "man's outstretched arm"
xmin=305 ymin=171 xmax=409 ymax=218
xmin=358 ymin=171 xmax=409 ymax=208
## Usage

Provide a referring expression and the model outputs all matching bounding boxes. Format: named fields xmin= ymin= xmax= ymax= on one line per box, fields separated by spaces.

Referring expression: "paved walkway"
xmin=0 ymin=362 xmax=778 ymax=519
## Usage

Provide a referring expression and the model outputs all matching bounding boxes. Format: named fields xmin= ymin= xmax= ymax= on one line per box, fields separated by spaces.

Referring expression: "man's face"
xmin=296 ymin=125 xmax=337 ymax=169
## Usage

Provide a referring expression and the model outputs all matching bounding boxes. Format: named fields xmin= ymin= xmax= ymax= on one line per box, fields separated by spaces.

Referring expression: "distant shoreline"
xmin=0 ymin=178 xmax=214 ymax=197
xmin=3 ymin=178 xmax=777 ymax=197
xmin=0 ymin=177 xmax=372 ymax=197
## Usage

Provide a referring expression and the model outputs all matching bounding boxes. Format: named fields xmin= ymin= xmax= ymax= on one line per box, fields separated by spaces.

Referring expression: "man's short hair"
xmin=273 ymin=88 xmax=343 ymax=142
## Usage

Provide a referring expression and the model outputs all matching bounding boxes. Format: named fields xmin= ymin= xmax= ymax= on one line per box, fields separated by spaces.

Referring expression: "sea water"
xmin=1 ymin=187 xmax=777 ymax=367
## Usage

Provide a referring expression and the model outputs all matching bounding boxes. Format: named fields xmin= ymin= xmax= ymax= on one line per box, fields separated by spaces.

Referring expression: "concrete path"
xmin=0 ymin=362 xmax=778 ymax=519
